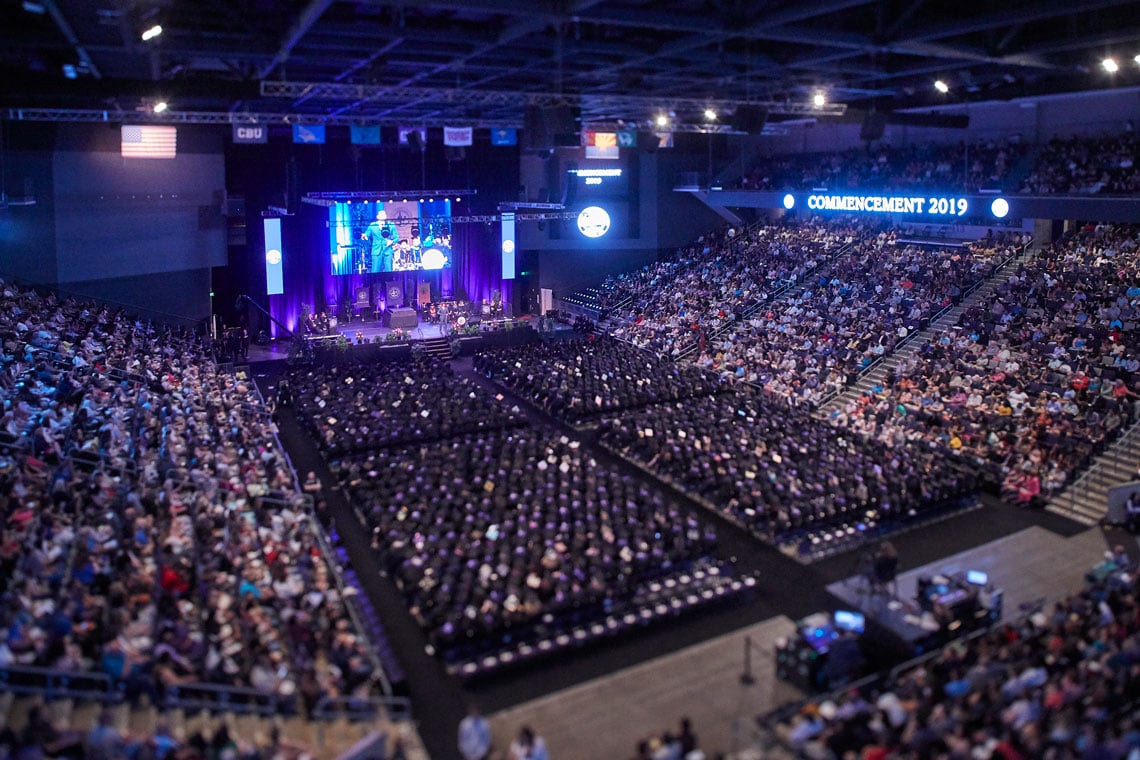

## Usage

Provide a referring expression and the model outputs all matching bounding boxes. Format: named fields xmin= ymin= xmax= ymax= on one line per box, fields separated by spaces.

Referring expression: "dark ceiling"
xmin=2 ymin=0 xmax=1139 ymax=128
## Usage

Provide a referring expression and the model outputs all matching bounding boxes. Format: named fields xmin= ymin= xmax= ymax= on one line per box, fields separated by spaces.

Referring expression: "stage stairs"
xmin=421 ymin=335 xmax=453 ymax=360
xmin=815 ymin=242 xmax=1038 ymax=418
xmin=0 ymin=692 xmax=428 ymax=760
xmin=1046 ymin=418 xmax=1140 ymax=526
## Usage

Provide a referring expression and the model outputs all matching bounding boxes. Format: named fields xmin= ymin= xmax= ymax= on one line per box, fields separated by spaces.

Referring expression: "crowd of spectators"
xmin=776 ymin=558 xmax=1140 ymax=759
xmin=1021 ymin=133 xmax=1139 ymax=195
xmin=740 ymin=139 xmax=1025 ymax=194
xmin=612 ymin=221 xmax=862 ymax=358
xmin=473 ymin=335 xmax=730 ymax=422
xmin=597 ymin=392 xmax=976 ymax=553
xmin=696 ymin=233 xmax=1017 ymax=405
xmin=832 ymin=224 xmax=1140 ymax=504
xmin=0 ymin=280 xmax=377 ymax=712
xmin=334 ymin=427 xmax=721 ymax=663
xmin=285 ymin=358 xmax=525 ymax=455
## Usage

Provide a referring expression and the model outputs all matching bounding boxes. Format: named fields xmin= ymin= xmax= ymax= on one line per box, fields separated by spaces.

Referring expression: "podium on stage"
xmin=384 ymin=307 xmax=419 ymax=329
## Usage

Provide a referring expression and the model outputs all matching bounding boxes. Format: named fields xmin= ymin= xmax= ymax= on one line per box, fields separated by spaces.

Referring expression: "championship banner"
xmin=443 ymin=126 xmax=473 ymax=146
xmin=350 ymin=125 xmax=381 ymax=145
xmin=233 ymin=122 xmax=267 ymax=144
xmin=583 ymin=131 xmax=619 ymax=159
xmin=616 ymin=130 xmax=638 ymax=148
xmin=292 ymin=124 xmax=325 ymax=144
xmin=490 ymin=127 xmax=517 ymax=146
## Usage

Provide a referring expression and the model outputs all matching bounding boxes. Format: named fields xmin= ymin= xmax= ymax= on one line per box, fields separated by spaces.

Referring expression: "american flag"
xmin=121 ymin=125 xmax=177 ymax=158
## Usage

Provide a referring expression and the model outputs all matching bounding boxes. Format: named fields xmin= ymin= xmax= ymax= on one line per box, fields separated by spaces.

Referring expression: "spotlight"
xmin=1102 ymin=57 xmax=1119 ymax=73
xmin=655 ymin=114 xmax=669 ymax=128
xmin=934 ymin=79 xmax=949 ymax=93
xmin=703 ymin=108 xmax=717 ymax=121
xmin=141 ymin=24 xmax=163 ymax=41
xmin=62 ymin=64 xmax=77 ymax=80
xmin=812 ymin=92 xmax=826 ymax=108
xmin=1134 ymin=54 xmax=1140 ymax=66
xmin=152 ymin=101 xmax=168 ymax=113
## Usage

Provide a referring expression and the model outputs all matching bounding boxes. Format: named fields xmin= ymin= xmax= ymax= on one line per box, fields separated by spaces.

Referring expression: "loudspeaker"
xmin=731 ymin=106 xmax=768 ymax=134
xmin=445 ymin=145 xmax=466 ymax=161
xmin=860 ymin=111 xmax=888 ymax=142
xmin=523 ymin=105 xmax=580 ymax=151
xmin=407 ymin=130 xmax=425 ymax=151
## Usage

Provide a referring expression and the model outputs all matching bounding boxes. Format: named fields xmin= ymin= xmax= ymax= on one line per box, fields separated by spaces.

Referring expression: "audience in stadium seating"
xmin=473 ymin=335 xmax=729 ymax=421
xmin=597 ymin=392 xmax=975 ymax=553
xmin=776 ymin=569 xmax=1140 ymax=759
xmin=335 ymin=428 xmax=721 ymax=660
xmin=287 ymin=358 xmax=525 ymax=456
xmin=741 ymin=139 xmax=1025 ymax=193
xmin=0 ymin=281 xmax=378 ymax=710
xmin=699 ymin=233 xmax=1016 ymax=405
xmin=1021 ymin=133 xmax=1139 ymax=195
xmin=612 ymin=221 xmax=861 ymax=358
xmin=835 ymin=224 xmax=1140 ymax=502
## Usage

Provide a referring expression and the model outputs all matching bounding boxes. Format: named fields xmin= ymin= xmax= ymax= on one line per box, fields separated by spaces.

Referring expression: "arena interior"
xmin=2 ymin=1 xmax=1140 ymax=758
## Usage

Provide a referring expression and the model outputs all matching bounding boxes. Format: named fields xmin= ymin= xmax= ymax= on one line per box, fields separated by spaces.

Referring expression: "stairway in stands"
xmin=421 ymin=335 xmax=452 ymax=359
xmin=1047 ymin=420 xmax=1140 ymax=526
xmin=816 ymin=242 xmax=1039 ymax=418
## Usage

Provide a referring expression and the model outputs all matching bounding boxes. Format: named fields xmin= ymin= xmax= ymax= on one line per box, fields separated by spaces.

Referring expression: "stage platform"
xmin=826 ymin=526 xmax=1115 ymax=657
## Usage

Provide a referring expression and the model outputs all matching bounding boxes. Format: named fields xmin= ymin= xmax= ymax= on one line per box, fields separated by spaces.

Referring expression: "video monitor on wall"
xmin=329 ymin=199 xmax=452 ymax=276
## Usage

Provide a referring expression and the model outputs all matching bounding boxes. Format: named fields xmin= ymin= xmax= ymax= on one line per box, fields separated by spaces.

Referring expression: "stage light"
xmin=152 ymin=101 xmax=168 ymax=113
xmin=813 ymin=92 xmax=826 ymax=108
xmin=419 ymin=198 xmax=425 ymax=203
xmin=990 ymin=197 xmax=1010 ymax=219
xmin=655 ymin=114 xmax=669 ymax=128
xmin=141 ymin=24 xmax=163 ymax=41
xmin=934 ymin=80 xmax=949 ymax=93
xmin=783 ymin=193 xmax=795 ymax=210
xmin=704 ymin=108 xmax=717 ymax=121
xmin=1102 ymin=57 xmax=1119 ymax=73
xmin=428 ymin=197 xmax=434 ymax=202
xmin=62 ymin=64 xmax=77 ymax=79
xmin=22 ymin=1 xmax=45 ymax=13
xmin=455 ymin=197 xmax=461 ymax=202
xmin=1135 ymin=54 xmax=1140 ymax=65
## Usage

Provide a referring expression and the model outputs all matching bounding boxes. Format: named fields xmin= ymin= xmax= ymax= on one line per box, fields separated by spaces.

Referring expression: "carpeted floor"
xmin=256 ymin=356 xmax=1094 ymax=760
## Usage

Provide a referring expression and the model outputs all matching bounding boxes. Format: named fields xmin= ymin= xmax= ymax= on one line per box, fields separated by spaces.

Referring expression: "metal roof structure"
xmin=3 ymin=0 xmax=1138 ymax=128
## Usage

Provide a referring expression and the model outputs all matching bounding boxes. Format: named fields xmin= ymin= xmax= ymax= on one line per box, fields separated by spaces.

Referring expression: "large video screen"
xmin=329 ymin=199 xmax=452 ymax=276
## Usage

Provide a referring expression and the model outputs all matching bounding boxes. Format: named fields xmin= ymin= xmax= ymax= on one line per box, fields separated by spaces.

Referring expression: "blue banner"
xmin=350 ymin=125 xmax=381 ymax=145
xmin=490 ymin=127 xmax=517 ymax=146
xmin=293 ymin=123 xmax=325 ymax=144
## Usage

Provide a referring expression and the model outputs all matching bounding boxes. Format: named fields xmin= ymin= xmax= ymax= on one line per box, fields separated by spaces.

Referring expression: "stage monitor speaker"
xmin=731 ymin=106 xmax=768 ymax=134
xmin=860 ymin=111 xmax=888 ymax=142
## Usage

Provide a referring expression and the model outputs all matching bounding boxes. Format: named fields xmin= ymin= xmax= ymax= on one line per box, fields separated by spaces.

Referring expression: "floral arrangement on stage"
xmin=385 ymin=328 xmax=408 ymax=343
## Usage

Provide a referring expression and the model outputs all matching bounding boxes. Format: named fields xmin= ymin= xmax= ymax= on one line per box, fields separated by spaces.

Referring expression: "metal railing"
xmin=1055 ymin=416 xmax=1140 ymax=520
xmin=0 ymin=665 xmax=118 ymax=701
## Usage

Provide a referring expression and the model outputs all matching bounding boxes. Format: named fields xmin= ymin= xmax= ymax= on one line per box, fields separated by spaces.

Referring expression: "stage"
xmin=826 ymin=526 xmax=1116 ymax=659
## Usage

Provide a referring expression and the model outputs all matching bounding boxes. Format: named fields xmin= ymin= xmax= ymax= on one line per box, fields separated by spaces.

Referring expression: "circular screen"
xmin=576 ymin=206 xmax=611 ymax=238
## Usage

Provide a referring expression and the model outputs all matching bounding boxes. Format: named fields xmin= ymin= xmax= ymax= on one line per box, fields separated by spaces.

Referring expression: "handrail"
xmin=1057 ymin=416 xmax=1140 ymax=518
xmin=313 ymin=694 xmax=413 ymax=722
xmin=0 ymin=665 xmax=118 ymax=700
xmin=164 ymin=681 xmax=294 ymax=716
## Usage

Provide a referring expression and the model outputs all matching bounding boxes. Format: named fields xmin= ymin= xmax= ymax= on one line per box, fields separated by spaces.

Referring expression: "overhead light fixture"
xmin=1134 ymin=54 xmax=1140 ymax=65
xmin=812 ymin=92 xmax=826 ymax=108
xmin=934 ymin=80 xmax=949 ymax=93
xmin=141 ymin=24 xmax=163 ymax=41
xmin=1102 ymin=57 xmax=1119 ymax=73
xmin=152 ymin=101 xmax=168 ymax=113
xmin=62 ymin=64 xmax=77 ymax=80
xmin=22 ymin=1 xmax=45 ymax=14
xmin=704 ymin=108 xmax=717 ymax=121
xmin=655 ymin=114 xmax=669 ymax=128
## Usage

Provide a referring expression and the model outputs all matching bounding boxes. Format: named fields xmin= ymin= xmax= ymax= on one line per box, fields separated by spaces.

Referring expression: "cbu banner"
xmin=350 ymin=125 xmax=381 ymax=145
xmin=443 ymin=126 xmax=473 ymax=146
xmin=233 ymin=122 xmax=267 ymax=144
xmin=490 ymin=127 xmax=517 ymax=146
xmin=293 ymin=123 xmax=325 ymax=144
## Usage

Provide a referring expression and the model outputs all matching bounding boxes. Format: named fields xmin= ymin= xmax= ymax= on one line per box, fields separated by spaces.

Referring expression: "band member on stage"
xmin=362 ymin=209 xmax=398 ymax=273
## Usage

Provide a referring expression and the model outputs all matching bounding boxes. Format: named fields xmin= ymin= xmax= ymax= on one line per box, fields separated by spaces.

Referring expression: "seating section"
xmin=597 ymin=393 xmax=976 ymax=558
xmin=612 ymin=221 xmax=859 ymax=358
xmin=1021 ymin=133 xmax=1139 ymax=195
xmin=287 ymin=358 xmax=526 ymax=456
xmin=699 ymin=235 xmax=1017 ymax=405
xmin=472 ymin=335 xmax=730 ymax=422
xmin=774 ymin=566 xmax=1140 ymax=758
xmin=0 ymin=282 xmax=379 ymax=712
xmin=289 ymin=360 xmax=744 ymax=677
xmin=741 ymin=140 xmax=1026 ymax=193
xmin=834 ymin=224 xmax=1140 ymax=503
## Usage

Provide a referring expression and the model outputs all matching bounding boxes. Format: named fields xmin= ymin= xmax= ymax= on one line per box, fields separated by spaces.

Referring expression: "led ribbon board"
xmin=805 ymin=194 xmax=969 ymax=217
